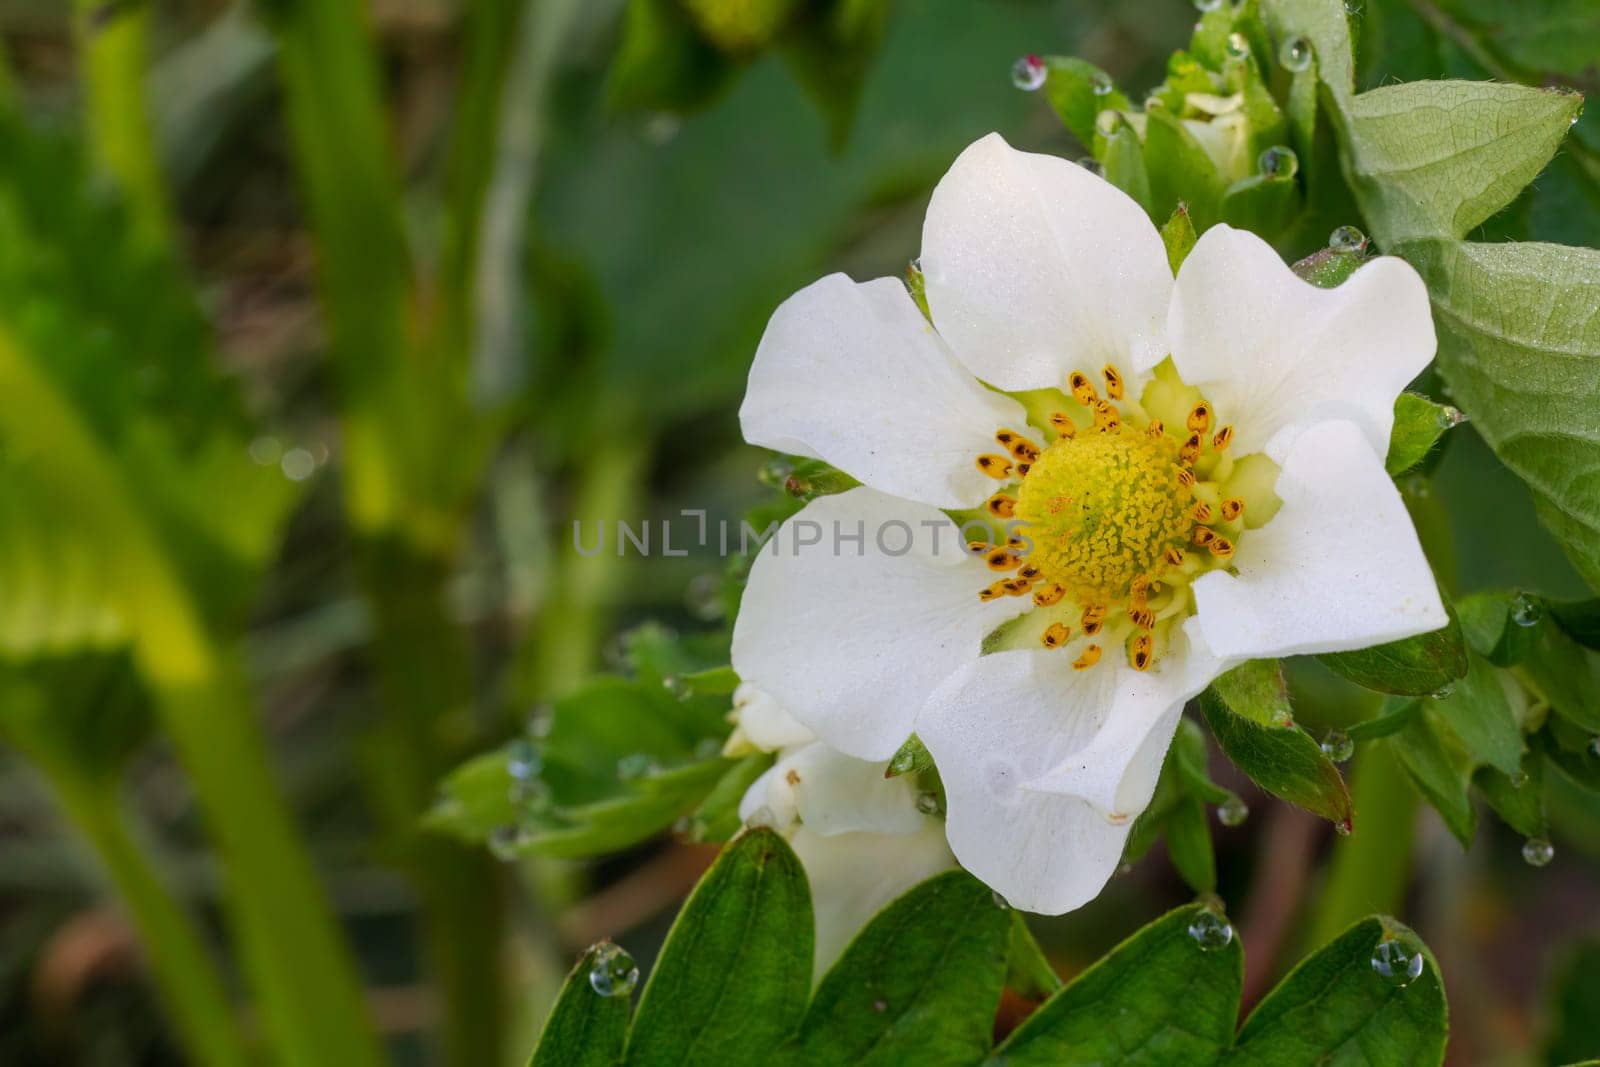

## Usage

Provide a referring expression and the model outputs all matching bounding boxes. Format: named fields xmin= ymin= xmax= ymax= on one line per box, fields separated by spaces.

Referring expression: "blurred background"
xmin=0 ymin=0 xmax=1594 ymax=1064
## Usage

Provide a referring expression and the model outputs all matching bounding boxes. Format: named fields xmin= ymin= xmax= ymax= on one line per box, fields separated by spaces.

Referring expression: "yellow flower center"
xmin=1015 ymin=427 xmax=1191 ymax=606
xmin=969 ymin=361 xmax=1280 ymax=674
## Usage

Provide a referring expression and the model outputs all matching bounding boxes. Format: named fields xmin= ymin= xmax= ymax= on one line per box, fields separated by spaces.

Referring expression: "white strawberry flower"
xmin=731 ymin=132 xmax=1446 ymax=914
xmin=726 ymin=684 xmax=955 ymax=970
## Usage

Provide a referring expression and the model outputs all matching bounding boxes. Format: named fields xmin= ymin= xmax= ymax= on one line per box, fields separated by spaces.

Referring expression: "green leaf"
xmin=1343 ymin=81 xmax=1581 ymax=243
xmin=625 ymin=829 xmax=811 ymax=1065
xmin=991 ymin=903 xmax=1242 ymax=1066
xmin=1144 ymin=108 xmax=1225 ymax=231
xmin=529 ymin=943 xmax=633 ymax=1067
xmin=609 ymin=0 xmax=737 ymax=114
xmin=1201 ymin=663 xmax=1354 ymax=828
xmin=1426 ymin=652 xmax=1524 ymax=777
xmin=1390 ymin=706 xmax=1478 ymax=844
xmin=787 ymin=871 xmax=1009 ymax=1065
xmin=679 ymin=0 xmax=799 ymax=53
xmin=686 ymin=753 xmax=774 ymax=843
xmin=1161 ymin=205 xmax=1198 ymax=273
xmin=1405 ymin=239 xmax=1600 ymax=596
xmin=781 ymin=0 xmax=894 ymax=150
xmin=1225 ymin=917 xmax=1446 ymax=1066
xmin=1165 ymin=797 xmax=1218 ymax=893
xmin=1219 ymin=174 xmax=1298 ymax=238
xmin=1385 ymin=393 xmax=1462 ymax=476
xmin=1346 ymin=698 xmax=1422 ymax=743
xmin=1455 ymin=590 xmax=1540 ymax=666
xmin=1474 ymin=751 xmax=1547 ymax=838
xmin=1318 ymin=600 xmax=1468 ymax=696
xmin=1102 ymin=116 xmax=1152 ymax=214
xmin=1006 ymin=913 xmax=1062 ymax=1001
xmin=1542 ymin=937 xmax=1600 ymax=1066
xmin=1518 ymin=616 xmax=1600 ymax=733
xmin=1041 ymin=57 xmax=1128 ymax=145
xmin=1289 ymin=244 xmax=1368 ymax=288
xmin=1262 ymin=0 xmax=1357 ymax=111
xmin=1548 ymin=597 xmax=1600 ymax=650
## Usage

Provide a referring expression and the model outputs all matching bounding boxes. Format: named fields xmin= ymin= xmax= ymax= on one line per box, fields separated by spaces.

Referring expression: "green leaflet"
xmin=1407 ymin=239 xmax=1600 ymax=596
xmin=1201 ymin=661 xmax=1354 ymax=827
xmin=528 ymin=944 xmax=633 ymax=1067
xmin=1318 ymin=598 xmax=1468 ymax=696
xmin=1225 ymin=917 xmax=1447 ymax=1066
xmin=991 ymin=904 xmax=1242 ymax=1066
xmin=625 ymin=829 xmax=812 ymax=1066
xmin=1385 ymin=393 xmax=1461 ymax=476
xmin=1344 ymin=81 xmax=1581 ymax=243
xmin=786 ymin=871 xmax=1010 ymax=1065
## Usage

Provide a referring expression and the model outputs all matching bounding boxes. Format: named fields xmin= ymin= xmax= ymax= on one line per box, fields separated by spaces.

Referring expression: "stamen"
xmin=1009 ymin=439 xmax=1041 ymax=463
xmin=1005 ymin=534 xmax=1026 ymax=548
xmin=1179 ymin=432 xmax=1203 ymax=466
xmin=985 ymin=549 xmax=1020 ymax=572
xmin=1102 ymin=364 xmax=1125 ymax=400
xmin=966 ymin=540 xmax=989 ymax=555
xmin=1081 ymin=604 xmax=1107 ymax=636
xmin=1041 ymin=622 xmax=1071 ymax=648
xmin=1187 ymin=403 xmax=1212 ymax=433
xmin=1072 ymin=645 xmax=1103 ymax=670
xmin=1209 ymin=537 xmax=1235 ymax=559
xmin=1016 ymin=563 xmax=1041 ymax=581
xmin=1145 ymin=419 xmax=1164 ymax=440
xmin=995 ymin=428 xmax=1022 ymax=448
xmin=1164 ymin=546 xmax=1186 ymax=566
xmin=977 ymin=454 xmax=1014 ymax=479
xmin=1015 ymin=462 xmax=1032 ymax=478
xmin=1190 ymin=501 xmax=1213 ymax=523
xmin=1129 ymin=574 xmax=1151 ymax=602
xmin=978 ymin=581 xmax=1007 ymax=602
xmin=1219 ymin=497 xmax=1244 ymax=522
xmin=1069 ymin=371 xmax=1098 ymax=405
xmin=1129 ymin=633 xmax=1153 ymax=671
xmin=1176 ymin=468 xmax=1196 ymax=488
xmin=1128 ymin=604 xmax=1156 ymax=630
xmin=986 ymin=494 xmax=1016 ymax=519
xmin=1191 ymin=526 xmax=1217 ymax=547
xmin=1092 ymin=401 xmax=1121 ymax=432
xmin=1002 ymin=578 xmax=1035 ymax=596
xmin=1032 ymin=583 xmax=1065 ymax=607
xmin=1212 ymin=425 xmax=1234 ymax=451
xmin=1049 ymin=412 xmax=1076 ymax=439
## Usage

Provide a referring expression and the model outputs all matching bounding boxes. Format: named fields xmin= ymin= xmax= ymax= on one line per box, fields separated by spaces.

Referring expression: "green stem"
xmin=148 ymin=650 xmax=387 ymax=1067
xmin=1305 ymin=742 xmax=1418 ymax=948
xmin=47 ymin=772 xmax=252 ymax=1067
xmin=72 ymin=0 xmax=170 ymax=247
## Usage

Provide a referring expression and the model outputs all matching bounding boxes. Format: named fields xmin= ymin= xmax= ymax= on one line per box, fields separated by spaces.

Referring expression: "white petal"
xmin=745 ymin=741 xmax=925 ymax=838
xmin=1192 ymin=419 xmax=1447 ymax=660
xmin=920 ymin=133 xmax=1173 ymax=392
xmin=918 ymin=635 xmax=1213 ymax=915
xmin=731 ymin=487 xmax=1026 ymax=761
xmin=732 ymin=683 xmax=814 ymax=752
xmin=741 ymin=273 xmax=1032 ymax=508
xmin=1168 ymin=224 xmax=1436 ymax=461
xmin=792 ymin=822 xmax=956 ymax=975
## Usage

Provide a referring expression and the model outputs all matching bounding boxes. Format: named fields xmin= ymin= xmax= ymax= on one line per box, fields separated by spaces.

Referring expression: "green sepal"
xmin=1385 ymin=393 xmax=1462 ymax=476
xmin=1041 ymin=57 xmax=1129 ymax=145
xmin=1160 ymin=205 xmax=1198 ymax=273
xmin=1145 ymin=107 xmax=1226 ymax=230
xmin=1219 ymin=173 xmax=1299 ymax=239
xmin=1101 ymin=115 xmax=1152 ymax=214
xmin=1317 ymin=598 xmax=1468 ymax=696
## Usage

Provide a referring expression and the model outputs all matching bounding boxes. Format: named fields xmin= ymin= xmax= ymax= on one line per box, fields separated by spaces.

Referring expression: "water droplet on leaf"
xmin=1225 ymin=32 xmax=1251 ymax=59
xmin=745 ymin=805 xmax=778 ymax=829
xmin=1510 ymin=592 xmax=1542 ymax=627
xmin=1522 ymin=836 xmax=1554 ymax=867
xmin=1327 ymin=225 xmax=1366 ymax=252
xmin=589 ymin=943 xmax=639 ymax=997
xmin=685 ymin=573 xmax=725 ymax=621
xmin=992 ymin=891 xmax=1012 ymax=910
xmin=1217 ymin=795 xmax=1249 ymax=827
xmin=1431 ymin=683 xmax=1456 ymax=700
xmin=1258 ymin=145 xmax=1298 ymax=178
xmin=915 ymin=791 xmax=942 ymax=816
xmin=1011 ymin=54 xmax=1047 ymax=92
xmin=1077 ymin=156 xmax=1103 ymax=176
xmin=1193 ymin=0 xmax=1223 ymax=10
xmin=1370 ymin=936 xmax=1426 ymax=987
xmin=1091 ymin=71 xmax=1114 ymax=96
xmin=662 ymin=675 xmax=692 ymax=701
xmin=758 ymin=458 xmax=794 ymax=489
xmin=617 ymin=753 xmax=659 ymax=781
xmin=1279 ymin=36 xmax=1312 ymax=72
xmin=1321 ymin=730 xmax=1355 ymax=763
xmin=1509 ymin=770 xmax=1529 ymax=789
xmin=1588 ymin=736 xmax=1600 ymax=758
xmin=507 ymin=738 xmax=540 ymax=781
xmin=1188 ymin=909 xmax=1234 ymax=951
xmin=281 ymin=447 xmax=316 ymax=482
xmin=488 ymin=824 xmax=529 ymax=861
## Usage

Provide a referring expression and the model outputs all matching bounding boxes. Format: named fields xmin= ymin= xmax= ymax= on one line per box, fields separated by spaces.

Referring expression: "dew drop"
xmin=1335 ymin=817 xmax=1353 ymax=836
xmin=694 ymin=737 xmax=723 ymax=761
xmin=685 ymin=573 xmax=725 ymax=621
xmin=1510 ymin=592 xmax=1543 ymax=628
xmin=589 ymin=943 xmax=640 ymax=997
xmin=617 ymin=753 xmax=659 ymax=781
xmin=1279 ymin=35 xmax=1313 ymax=72
xmin=1095 ymin=109 xmax=1119 ymax=137
xmin=488 ymin=824 xmax=529 ymax=861
xmin=1188 ymin=909 xmax=1234 ymax=951
xmin=1144 ymin=94 xmax=1167 ymax=111
xmin=1225 ymin=32 xmax=1251 ymax=59
xmin=915 ymin=791 xmax=943 ymax=816
xmin=1217 ymin=795 xmax=1250 ymax=827
xmin=1011 ymin=54 xmax=1047 ymax=92
xmin=744 ymin=805 xmax=778 ymax=829
xmin=1258 ymin=145 xmax=1299 ymax=178
xmin=1194 ymin=0 xmax=1224 ymax=9
xmin=663 ymin=674 xmax=692 ymax=701
xmin=1321 ymin=730 xmax=1355 ymax=763
xmin=248 ymin=436 xmax=283 ymax=466
xmin=281 ymin=447 xmax=317 ymax=482
xmin=1431 ymin=682 xmax=1456 ymax=700
xmin=1589 ymin=736 xmax=1600 ymax=758
xmin=1509 ymin=770 xmax=1529 ymax=789
xmin=872 ymin=999 xmax=889 ymax=1014
xmin=506 ymin=738 xmax=541 ymax=782
xmin=1077 ymin=155 xmax=1103 ymax=176
xmin=757 ymin=458 xmax=793 ymax=489
xmin=1522 ymin=836 xmax=1555 ymax=867
xmin=1328 ymin=225 xmax=1366 ymax=252
xmin=992 ymin=890 xmax=1012 ymax=910
xmin=1091 ymin=71 xmax=1114 ymax=96
xmin=887 ymin=746 xmax=917 ymax=777
xmin=1370 ymin=936 xmax=1426 ymax=987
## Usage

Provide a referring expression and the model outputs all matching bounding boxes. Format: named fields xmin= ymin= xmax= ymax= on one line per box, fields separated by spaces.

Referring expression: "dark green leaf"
xmin=1408 ymin=239 xmax=1600 ymax=597
xmin=685 ymin=753 xmax=774 ymax=844
xmin=787 ymin=871 xmax=1009 ymax=1065
xmin=1474 ymin=751 xmax=1546 ymax=838
xmin=1346 ymin=698 xmax=1422 ymax=743
xmin=1519 ymin=616 xmax=1600 ymax=733
xmin=1542 ymin=938 xmax=1600 ymax=1066
xmin=1165 ymin=798 xmax=1217 ymax=893
xmin=1145 ymin=108 xmax=1225 ymax=231
xmin=1006 ymin=913 xmax=1062 ymax=1001
xmin=625 ymin=829 xmax=811 ymax=1065
xmin=1318 ymin=600 xmax=1467 ymax=696
xmin=1102 ymin=116 xmax=1152 ymax=215
xmin=1385 ymin=393 xmax=1462 ymax=476
xmin=1219 ymin=174 xmax=1298 ymax=238
xmin=991 ymin=903 xmax=1242 ymax=1066
xmin=1390 ymin=706 xmax=1477 ymax=844
xmin=1201 ymin=665 xmax=1354 ymax=828
xmin=609 ymin=0 xmax=737 ymax=114
xmin=1548 ymin=597 xmax=1600 ymax=650
xmin=1455 ymin=590 xmax=1540 ymax=666
xmin=781 ymin=0 xmax=894 ymax=149
xmin=1225 ymin=917 xmax=1446 ymax=1066
xmin=529 ymin=943 xmax=632 ymax=1067
xmin=1426 ymin=652 xmax=1523 ymax=777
